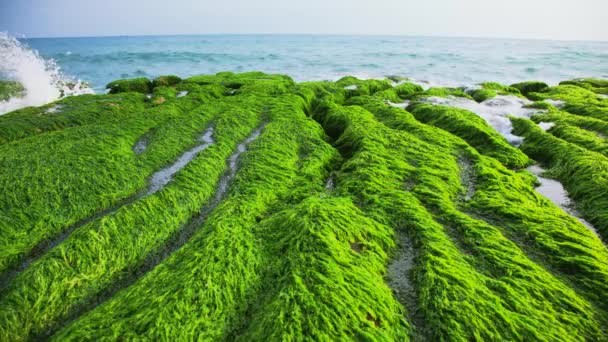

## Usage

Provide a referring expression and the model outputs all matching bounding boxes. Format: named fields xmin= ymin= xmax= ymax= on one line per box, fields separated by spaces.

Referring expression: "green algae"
xmin=560 ymin=78 xmax=608 ymax=94
xmin=407 ymin=86 xmax=473 ymax=102
xmin=0 ymin=72 xmax=607 ymax=341
xmin=510 ymin=81 xmax=549 ymax=96
xmin=511 ymin=81 xmax=608 ymax=242
xmin=407 ymin=102 xmax=530 ymax=168
xmin=312 ymin=95 xmax=607 ymax=340
xmin=106 ymin=77 xmax=153 ymax=94
xmin=0 ymin=80 xmax=25 ymax=101
xmin=470 ymin=88 xmax=497 ymax=102
xmin=467 ymin=82 xmax=523 ymax=102
xmin=0 ymin=92 xmax=147 ymax=144
xmin=152 ymin=75 xmax=182 ymax=88
xmin=512 ymin=117 xmax=608 ymax=241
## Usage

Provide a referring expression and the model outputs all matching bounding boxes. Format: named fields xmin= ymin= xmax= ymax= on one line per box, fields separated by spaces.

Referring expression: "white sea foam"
xmin=45 ymin=104 xmax=63 ymax=114
xmin=0 ymin=32 xmax=92 ymax=115
xmin=388 ymin=100 xmax=410 ymax=109
xmin=545 ymin=99 xmax=566 ymax=108
xmin=421 ymin=95 xmax=540 ymax=145
xmin=538 ymin=122 xmax=556 ymax=131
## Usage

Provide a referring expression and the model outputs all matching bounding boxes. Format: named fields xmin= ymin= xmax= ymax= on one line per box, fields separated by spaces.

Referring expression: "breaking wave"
xmin=0 ymin=32 xmax=93 ymax=115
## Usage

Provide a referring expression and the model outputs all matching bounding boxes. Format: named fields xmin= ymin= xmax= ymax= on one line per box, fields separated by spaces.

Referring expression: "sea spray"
xmin=0 ymin=32 xmax=92 ymax=115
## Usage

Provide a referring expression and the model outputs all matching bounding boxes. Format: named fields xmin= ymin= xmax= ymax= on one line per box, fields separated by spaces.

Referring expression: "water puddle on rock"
xmin=527 ymin=165 xmax=598 ymax=234
xmin=387 ymin=229 xmax=421 ymax=333
xmin=133 ymin=138 xmax=148 ymax=154
xmin=421 ymin=95 xmax=542 ymax=145
xmin=324 ymin=174 xmax=335 ymax=191
xmin=213 ymin=125 xmax=263 ymax=200
xmin=458 ymin=156 xmax=476 ymax=201
xmin=147 ymin=127 xmax=215 ymax=195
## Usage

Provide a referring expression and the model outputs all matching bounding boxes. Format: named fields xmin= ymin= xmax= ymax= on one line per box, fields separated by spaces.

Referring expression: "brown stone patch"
xmin=350 ymin=241 xmax=362 ymax=253
xmin=152 ymin=96 xmax=166 ymax=105
xmin=366 ymin=313 xmax=381 ymax=327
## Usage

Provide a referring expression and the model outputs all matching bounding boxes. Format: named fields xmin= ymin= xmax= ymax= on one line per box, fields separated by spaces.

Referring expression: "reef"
xmin=0 ymin=72 xmax=607 ymax=341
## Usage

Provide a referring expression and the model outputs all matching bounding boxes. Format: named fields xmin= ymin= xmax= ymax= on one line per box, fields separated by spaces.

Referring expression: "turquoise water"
xmin=21 ymin=35 xmax=608 ymax=92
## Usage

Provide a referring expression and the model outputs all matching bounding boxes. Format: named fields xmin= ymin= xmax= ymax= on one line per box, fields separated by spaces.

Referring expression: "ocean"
xmin=1 ymin=33 xmax=608 ymax=112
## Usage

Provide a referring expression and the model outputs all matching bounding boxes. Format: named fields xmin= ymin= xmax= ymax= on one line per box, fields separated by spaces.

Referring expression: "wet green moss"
xmin=152 ymin=75 xmax=182 ymax=88
xmin=407 ymin=87 xmax=473 ymax=101
xmin=313 ymin=93 xmax=607 ymax=340
xmin=0 ymin=80 xmax=25 ymax=101
xmin=407 ymin=102 xmax=530 ymax=168
xmin=510 ymin=81 xmax=549 ymax=97
xmin=0 ymin=73 xmax=607 ymax=341
xmin=467 ymin=82 xmax=524 ymax=102
xmin=470 ymin=88 xmax=497 ymax=102
xmin=512 ymin=117 xmax=608 ymax=241
xmin=106 ymin=77 xmax=153 ymax=94
xmin=560 ymin=78 xmax=608 ymax=94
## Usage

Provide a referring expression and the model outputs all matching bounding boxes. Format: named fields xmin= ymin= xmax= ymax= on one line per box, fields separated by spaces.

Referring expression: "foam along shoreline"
xmin=420 ymin=95 xmax=541 ymax=145
xmin=527 ymin=164 xmax=599 ymax=235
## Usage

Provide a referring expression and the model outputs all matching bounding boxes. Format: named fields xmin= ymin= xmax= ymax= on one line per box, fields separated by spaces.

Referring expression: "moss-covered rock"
xmin=470 ymin=88 xmax=497 ymax=102
xmin=407 ymin=87 xmax=473 ymax=101
xmin=106 ymin=77 xmax=152 ymax=94
xmin=510 ymin=81 xmax=549 ymax=97
xmin=560 ymin=78 xmax=608 ymax=88
xmin=386 ymin=75 xmax=409 ymax=83
xmin=481 ymin=82 xmax=522 ymax=95
xmin=394 ymin=82 xmax=424 ymax=98
xmin=152 ymin=75 xmax=182 ymax=88
xmin=0 ymin=80 xmax=25 ymax=101
xmin=559 ymin=79 xmax=608 ymax=95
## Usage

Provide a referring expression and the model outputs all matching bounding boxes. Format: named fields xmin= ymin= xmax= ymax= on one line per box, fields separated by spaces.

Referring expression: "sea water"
xmin=1 ymin=33 xmax=607 ymax=113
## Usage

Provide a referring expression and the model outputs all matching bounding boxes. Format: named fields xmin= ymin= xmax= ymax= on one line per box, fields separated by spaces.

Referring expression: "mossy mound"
xmin=152 ymin=75 xmax=182 ymax=88
xmin=414 ymin=87 xmax=474 ymax=101
xmin=466 ymin=82 xmax=523 ymax=102
xmin=559 ymin=78 xmax=608 ymax=95
xmin=510 ymin=81 xmax=549 ymax=96
xmin=0 ymin=72 xmax=607 ymax=341
xmin=106 ymin=77 xmax=153 ymax=94
xmin=470 ymin=88 xmax=497 ymax=102
xmin=0 ymin=80 xmax=25 ymax=101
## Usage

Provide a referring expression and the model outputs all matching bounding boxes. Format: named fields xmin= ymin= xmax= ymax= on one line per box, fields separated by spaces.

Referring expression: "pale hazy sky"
xmin=1 ymin=0 xmax=607 ymax=41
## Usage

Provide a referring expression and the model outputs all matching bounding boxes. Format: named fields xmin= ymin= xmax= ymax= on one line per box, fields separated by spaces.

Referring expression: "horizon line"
xmin=10 ymin=32 xmax=608 ymax=44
